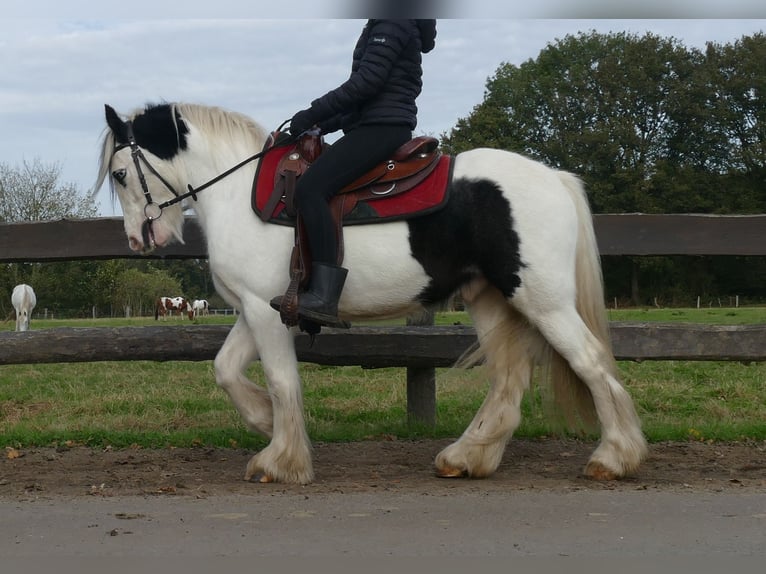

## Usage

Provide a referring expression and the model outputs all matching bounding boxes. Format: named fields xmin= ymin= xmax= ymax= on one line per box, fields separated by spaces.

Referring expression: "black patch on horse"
xmin=130 ymin=103 xmax=189 ymax=160
xmin=407 ymin=177 xmax=524 ymax=305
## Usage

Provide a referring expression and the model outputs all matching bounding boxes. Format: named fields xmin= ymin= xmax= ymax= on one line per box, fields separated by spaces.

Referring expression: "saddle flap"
xmin=255 ymin=131 xmax=325 ymax=222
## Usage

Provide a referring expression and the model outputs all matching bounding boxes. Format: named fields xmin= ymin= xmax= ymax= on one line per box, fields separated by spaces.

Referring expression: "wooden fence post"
xmin=406 ymin=309 xmax=436 ymax=425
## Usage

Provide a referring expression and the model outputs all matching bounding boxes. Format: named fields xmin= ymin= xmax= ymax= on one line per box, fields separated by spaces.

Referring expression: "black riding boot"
xmin=297 ymin=262 xmax=349 ymax=328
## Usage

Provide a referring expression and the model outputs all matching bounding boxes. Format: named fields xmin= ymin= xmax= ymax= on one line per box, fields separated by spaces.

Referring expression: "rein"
xmin=114 ymin=119 xmax=294 ymax=248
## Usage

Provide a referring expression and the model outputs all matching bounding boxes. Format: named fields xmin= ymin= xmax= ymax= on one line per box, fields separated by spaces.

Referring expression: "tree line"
xmin=2 ymin=30 xmax=765 ymax=316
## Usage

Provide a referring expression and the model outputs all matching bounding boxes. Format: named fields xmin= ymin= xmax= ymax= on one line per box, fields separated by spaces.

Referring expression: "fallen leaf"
xmin=5 ymin=447 xmax=22 ymax=460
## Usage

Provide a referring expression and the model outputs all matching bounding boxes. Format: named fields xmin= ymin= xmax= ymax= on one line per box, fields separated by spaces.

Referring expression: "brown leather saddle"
xmin=254 ymin=131 xmax=444 ymax=329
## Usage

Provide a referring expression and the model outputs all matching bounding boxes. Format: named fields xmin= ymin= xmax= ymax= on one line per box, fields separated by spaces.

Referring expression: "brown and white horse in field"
xmin=154 ymin=296 xmax=193 ymax=320
xmin=11 ymin=284 xmax=37 ymax=332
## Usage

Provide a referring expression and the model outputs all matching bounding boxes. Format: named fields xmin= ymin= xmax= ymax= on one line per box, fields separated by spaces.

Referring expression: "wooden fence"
xmin=2 ymin=215 xmax=766 ymax=423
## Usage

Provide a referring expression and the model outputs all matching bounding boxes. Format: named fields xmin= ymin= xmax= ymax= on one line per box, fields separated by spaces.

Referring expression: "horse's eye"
xmin=112 ymin=168 xmax=127 ymax=186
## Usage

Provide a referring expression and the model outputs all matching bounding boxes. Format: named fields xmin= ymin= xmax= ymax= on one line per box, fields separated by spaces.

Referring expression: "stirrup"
xmin=297 ymin=308 xmax=350 ymax=329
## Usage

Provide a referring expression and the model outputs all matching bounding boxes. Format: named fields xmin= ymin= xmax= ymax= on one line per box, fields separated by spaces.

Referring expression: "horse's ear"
xmin=105 ymin=104 xmax=128 ymax=143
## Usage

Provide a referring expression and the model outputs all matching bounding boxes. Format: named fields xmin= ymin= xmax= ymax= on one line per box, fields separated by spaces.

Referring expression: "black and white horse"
xmin=192 ymin=299 xmax=210 ymax=318
xmin=95 ymin=102 xmax=647 ymax=484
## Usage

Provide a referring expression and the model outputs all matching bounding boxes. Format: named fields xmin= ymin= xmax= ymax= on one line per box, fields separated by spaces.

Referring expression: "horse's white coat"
xmin=11 ymin=284 xmax=36 ymax=332
xmin=96 ymin=103 xmax=647 ymax=484
xmin=192 ymin=299 xmax=209 ymax=318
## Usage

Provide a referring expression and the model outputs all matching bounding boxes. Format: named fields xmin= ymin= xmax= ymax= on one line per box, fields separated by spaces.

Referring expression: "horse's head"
xmin=17 ymin=309 xmax=30 ymax=332
xmin=96 ymin=103 xmax=190 ymax=254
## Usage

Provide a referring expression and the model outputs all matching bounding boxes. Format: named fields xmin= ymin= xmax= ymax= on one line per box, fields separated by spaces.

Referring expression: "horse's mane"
xmin=174 ymin=103 xmax=268 ymax=149
xmin=92 ymin=102 xmax=269 ymax=200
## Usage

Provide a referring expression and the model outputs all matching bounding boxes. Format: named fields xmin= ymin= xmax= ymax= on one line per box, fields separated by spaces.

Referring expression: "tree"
xmin=1 ymin=158 xmax=100 ymax=317
xmin=442 ymin=31 xmax=706 ymax=214
xmin=0 ymin=158 xmax=97 ymax=222
xmin=701 ymin=33 xmax=766 ymax=213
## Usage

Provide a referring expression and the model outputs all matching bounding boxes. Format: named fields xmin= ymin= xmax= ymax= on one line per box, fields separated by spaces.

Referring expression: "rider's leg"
xmin=282 ymin=124 xmax=411 ymax=327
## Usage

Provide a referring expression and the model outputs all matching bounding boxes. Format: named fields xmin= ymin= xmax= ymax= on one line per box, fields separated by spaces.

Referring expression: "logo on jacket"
xmin=372 ymin=36 xmax=386 ymax=43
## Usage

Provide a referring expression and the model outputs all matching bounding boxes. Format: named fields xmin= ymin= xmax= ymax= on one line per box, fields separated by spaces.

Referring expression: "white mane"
xmin=175 ymin=103 xmax=269 ymax=150
xmin=93 ymin=102 xmax=269 ymax=199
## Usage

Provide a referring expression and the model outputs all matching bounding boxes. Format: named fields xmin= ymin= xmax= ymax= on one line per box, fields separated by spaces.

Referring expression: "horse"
xmin=95 ymin=102 xmax=648 ymax=485
xmin=192 ymin=299 xmax=210 ymax=318
xmin=155 ymin=296 xmax=192 ymax=320
xmin=11 ymin=284 xmax=37 ymax=332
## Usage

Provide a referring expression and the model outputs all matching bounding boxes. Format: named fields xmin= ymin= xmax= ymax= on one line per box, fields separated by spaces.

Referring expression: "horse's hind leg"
xmin=214 ymin=316 xmax=273 ymax=437
xmin=531 ymin=307 xmax=647 ymax=478
xmin=435 ymin=282 xmax=539 ymax=478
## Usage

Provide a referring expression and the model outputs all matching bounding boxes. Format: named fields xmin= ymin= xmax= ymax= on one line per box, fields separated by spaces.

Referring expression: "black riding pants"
xmin=295 ymin=124 xmax=412 ymax=265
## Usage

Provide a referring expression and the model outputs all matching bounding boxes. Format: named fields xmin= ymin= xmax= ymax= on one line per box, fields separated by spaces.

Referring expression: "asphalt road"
xmin=2 ymin=490 xmax=765 ymax=557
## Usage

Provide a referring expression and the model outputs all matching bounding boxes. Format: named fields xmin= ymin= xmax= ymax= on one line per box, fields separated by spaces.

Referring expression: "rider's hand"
xmin=289 ymin=109 xmax=315 ymax=136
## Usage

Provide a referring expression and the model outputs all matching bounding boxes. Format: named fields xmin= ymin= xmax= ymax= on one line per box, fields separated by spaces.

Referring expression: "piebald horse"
xmin=154 ymin=296 xmax=192 ymax=320
xmin=192 ymin=299 xmax=210 ymax=318
xmin=95 ymin=102 xmax=647 ymax=484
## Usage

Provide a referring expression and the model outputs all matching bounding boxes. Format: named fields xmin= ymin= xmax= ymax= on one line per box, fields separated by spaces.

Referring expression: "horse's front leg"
xmin=242 ymin=307 xmax=313 ymax=485
xmin=214 ymin=316 xmax=273 ymax=437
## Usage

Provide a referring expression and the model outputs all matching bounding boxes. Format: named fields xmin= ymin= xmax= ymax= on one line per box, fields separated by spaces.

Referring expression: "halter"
xmin=112 ymin=118 xmax=294 ymax=250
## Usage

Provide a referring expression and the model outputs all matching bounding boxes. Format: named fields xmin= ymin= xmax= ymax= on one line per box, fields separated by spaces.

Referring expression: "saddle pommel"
xmin=296 ymin=132 xmax=324 ymax=163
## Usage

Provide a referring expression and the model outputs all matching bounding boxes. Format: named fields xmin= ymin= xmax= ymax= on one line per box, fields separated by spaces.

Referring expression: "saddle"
xmin=252 ymin=131 xmax=452 ymax=329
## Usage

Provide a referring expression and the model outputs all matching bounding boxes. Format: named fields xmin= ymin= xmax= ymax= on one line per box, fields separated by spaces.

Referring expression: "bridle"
xmin=112 ymin=117 xmax=293 ymax=250
xmin=112 ymin=121 xmax=185 ymax=248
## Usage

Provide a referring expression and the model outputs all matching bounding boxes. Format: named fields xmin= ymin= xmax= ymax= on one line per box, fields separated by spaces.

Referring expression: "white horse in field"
xmin=95 ymin=102 xmax=647 ymax=485
xmin=192 ymin=299 xmax=210 ymax=318
xmin=11 ymin=284 xmax=36 ymax=332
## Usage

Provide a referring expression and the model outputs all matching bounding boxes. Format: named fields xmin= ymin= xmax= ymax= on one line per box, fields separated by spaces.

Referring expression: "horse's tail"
xmin=544 ymin=171 xmax=614 ymax=432
xmin=154 ymin=298 xmax=160 ymax=320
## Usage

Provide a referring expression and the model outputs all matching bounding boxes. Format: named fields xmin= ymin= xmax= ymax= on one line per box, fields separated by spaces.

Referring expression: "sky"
xmin=1 ymin=3 xmax=765 ymax=216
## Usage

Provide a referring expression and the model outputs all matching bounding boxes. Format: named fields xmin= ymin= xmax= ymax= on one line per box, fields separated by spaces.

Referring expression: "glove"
xmin=289 ymin=109 xmax=315 ymax=136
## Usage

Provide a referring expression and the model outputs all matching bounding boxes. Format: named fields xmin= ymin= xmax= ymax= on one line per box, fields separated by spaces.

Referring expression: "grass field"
xmin=1 ymin=308 xmax=765 ymax=448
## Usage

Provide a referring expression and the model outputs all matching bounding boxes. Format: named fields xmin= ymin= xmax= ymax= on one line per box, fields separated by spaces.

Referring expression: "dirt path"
xmin=2 ymin=438 xmax=765 ymax=498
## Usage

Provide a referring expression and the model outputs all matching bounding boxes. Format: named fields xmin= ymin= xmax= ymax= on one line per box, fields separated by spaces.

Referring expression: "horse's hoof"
xmin=435 ymin=465 xmax=468 ymax=478
xmin=244 ymin=470 xmax=276 ymax=484
xmin=584 ymin=461 xmax=619 ymax=481
xmin=244 ymin=458 xmax=272 ymax=483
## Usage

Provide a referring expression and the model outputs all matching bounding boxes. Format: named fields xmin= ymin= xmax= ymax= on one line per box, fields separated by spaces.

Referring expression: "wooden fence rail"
xmin=3 ymin=323 xmax=766 ymax=366
xmin=2 ymin=215 xmax=766 ymax=423
xmin=3 ymin=214 xmax=766 ymax=262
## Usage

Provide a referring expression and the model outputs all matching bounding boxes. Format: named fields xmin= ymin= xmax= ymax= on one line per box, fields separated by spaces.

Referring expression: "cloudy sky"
xmin=1 ymin=3 xmax=765 ymax=216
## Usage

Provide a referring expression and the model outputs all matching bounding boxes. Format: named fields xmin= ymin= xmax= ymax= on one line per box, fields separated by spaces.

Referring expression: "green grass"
xmin=606 ymin=306 xmax=766 ymax=325
xmin=1 ymin=308 xmax=765 ymax=448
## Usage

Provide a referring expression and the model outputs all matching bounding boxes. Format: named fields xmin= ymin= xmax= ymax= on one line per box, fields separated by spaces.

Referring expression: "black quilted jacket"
xmin=308 ymin=19 xmax=437 ymax=134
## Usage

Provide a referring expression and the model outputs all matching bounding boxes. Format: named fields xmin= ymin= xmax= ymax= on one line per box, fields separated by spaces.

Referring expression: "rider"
xmin=271 ymin=19 xmax=437 ymax=328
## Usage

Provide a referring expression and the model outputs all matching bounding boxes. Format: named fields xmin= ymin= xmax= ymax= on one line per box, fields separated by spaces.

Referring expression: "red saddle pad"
xmin=252 ymin=143 xmax=453 ymax=226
